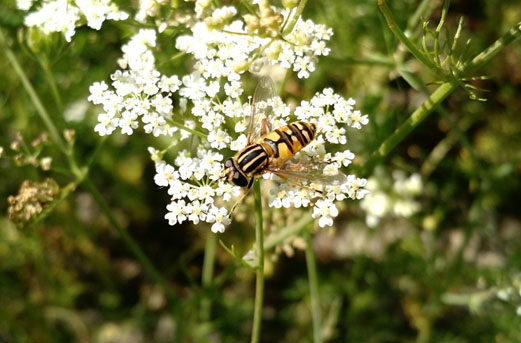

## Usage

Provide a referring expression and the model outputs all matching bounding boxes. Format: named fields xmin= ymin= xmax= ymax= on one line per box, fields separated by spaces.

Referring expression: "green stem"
xmin=458 ymin=22 xmax=521 ymax=76
xmin=282 ymin=0 xmax=308 ymax=36
xmin=200 ymin=232 xmax=217 ymax=322
xmin=364 ymin=81 xmax=457 ymax=172
xmin=157 ymin=51 xmax=186 ymax=67
xmin=251 ymin=180 xmax=264 ymax=343
xmin=0 ymin=30 xmax=68 ymax=155
xmin=240 ymin=0 xmax=257 ymax=16
xmin=82 ymin=177 xmax=178 ymax=308
xmin=166 ymin=118 xmax=208 ymax=139
xmin=421 ymin=115 xmax=476 ymax=177
xmin=324 ymin=55 xmax=395 ymax=67
xmin=378 ymin=0 xmax=440 ymax=72
xmin=263 ymin=213 xmax=313 ymax=251
xmin=407 ymin=0 xmax=431 ymax=31
xmin=39 ymin=57 xmax=63 ymax=113
xmin=362 ymin=21 xmax=521 ymax=174
xmin=304 ymin=229 xmax=322 ymax=343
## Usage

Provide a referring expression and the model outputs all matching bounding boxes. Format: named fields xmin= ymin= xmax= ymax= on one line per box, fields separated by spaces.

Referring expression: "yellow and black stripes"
xmin=224 ymin=121 xmax=317 ymax=187
xmin=256 ymin=121 xmax=316 ymax=169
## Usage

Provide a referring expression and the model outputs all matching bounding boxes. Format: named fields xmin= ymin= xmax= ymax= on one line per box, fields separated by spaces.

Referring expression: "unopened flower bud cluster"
xmin=8 ymin=178 xmax=60 ymax=224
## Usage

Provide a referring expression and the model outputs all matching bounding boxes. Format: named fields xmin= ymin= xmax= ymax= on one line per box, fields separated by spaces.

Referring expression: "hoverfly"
xmin=223 ymin=76 xmax=346 ymax=216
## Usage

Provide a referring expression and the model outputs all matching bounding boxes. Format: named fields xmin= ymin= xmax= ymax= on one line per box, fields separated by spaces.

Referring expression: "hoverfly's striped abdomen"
xmin=257 ymin=121 xmax=316 ymax=169
xmin=232 ymin=121 xmax=316 ymax=180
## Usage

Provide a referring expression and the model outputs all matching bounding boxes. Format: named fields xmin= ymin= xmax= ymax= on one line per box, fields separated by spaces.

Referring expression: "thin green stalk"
xmin=240 ymin=0 xmax=257 ymax=16
xmin=263 ymin=213 xmax=313 ymax=251
xmin=407 ymin=0 xmax=431 ymax=31
xmin=1 ymin=30 xmax=67 ymax=155
xmin=458 ymin=22 xmax=521 ymax=76
xmin=158 ymin=51 xmax=186 ymax=67
xmin=304 ymin=229 xmax=322 ymax=343
xmin=200 ymin=232 xmax=217 ymax=322
xmin=421 ymin=115 xmax=476 ymax=177
xmin=324 ymin=55 xmax=395 ymax=67
xmin=251 ymin=180 xmax=264 ymax=343
xmin=398 ymin=65 xmax=482 ymax=171
xmin=82 ymin=177 xmax=178 ymax=307
xmin=281 ymin=7 xmax=294 ymax=33
xmin=378 ymin=0 xmax=439 ymax=72
xmin=364 ymin=81 xmax=457 ymax=172
xmin=282 ymin=0 xmax=308 ymax=36
xmin=29 ymin=181 xmax=80 ymax=228
xmin=166 ymin=118 xmax=208 ymax=139
xmin=39 ymin=57 xmax=63 ymax=113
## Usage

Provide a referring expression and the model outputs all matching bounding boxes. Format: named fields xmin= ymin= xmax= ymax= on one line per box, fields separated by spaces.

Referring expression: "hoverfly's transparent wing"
xmin=268 ymin=159 xmax=348 ymax=186
xmin=247 ymin=76 xmax=277 ymax=144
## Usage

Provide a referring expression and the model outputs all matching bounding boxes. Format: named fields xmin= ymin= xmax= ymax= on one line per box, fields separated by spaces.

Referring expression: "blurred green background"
xmin=1 ymin=0 xmax=521 ymax=342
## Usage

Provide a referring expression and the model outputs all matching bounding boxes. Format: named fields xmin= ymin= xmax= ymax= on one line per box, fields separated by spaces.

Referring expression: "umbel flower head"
xmin=19 ymin=0 xmax=129 ymax=42
xmin=87 ymin=2 xmax=369 ymax=232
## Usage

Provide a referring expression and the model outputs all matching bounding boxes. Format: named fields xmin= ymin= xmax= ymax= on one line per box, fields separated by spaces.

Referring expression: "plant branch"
xmin=362 ymin=21 xmax=521 ymax=174
xmin=263 ymin=213 xmax=313 ymax=251
xmin=364 ymin=81 xmax=457 ymax=173
xmin=282 ymin=0 xmax=308 ymax=36
xmin=166 ymin=118 xmax=208 ymax=139
xmin=82 ymin=177 xmax=179 ymax=307
xmin=200 ymin=232 xmax=217 ymax=322
xmin=378 ymin=0 xmax=439 ymax=72
xmin=458 ymin=22 xmax=521 ymax=76
xmin=304 ymin=229 xmax=322 ymax=343
xmin=251 ymin=179 xmax=264 ymax=343
xmin=1 ymin=30 xmax=68 ymax=155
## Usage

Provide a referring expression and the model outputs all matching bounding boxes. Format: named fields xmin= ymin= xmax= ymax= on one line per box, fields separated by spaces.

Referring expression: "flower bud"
xmin=267 ymin=41 xmax=282 ymax=60
xmin=40 ymin=157 xmax=52 ymax=171
xmin=232 ymin=61 xmax=249 ymax=73
xmin=282 ymin=0 xmax=299 ymax=9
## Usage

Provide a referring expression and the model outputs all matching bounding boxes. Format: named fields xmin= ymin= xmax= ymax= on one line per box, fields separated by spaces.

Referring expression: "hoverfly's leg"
xmin=228 ymin=177 xmax=254 ymax=218
xmin=260 ymin=118 xmax=272 ymax=136
xmin=270 ymin=171 xmax=324 ymax=195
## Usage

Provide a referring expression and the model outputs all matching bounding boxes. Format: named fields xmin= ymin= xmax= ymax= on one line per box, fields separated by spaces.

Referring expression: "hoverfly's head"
xmin=223 ymin=157 xmax=249 ymax=187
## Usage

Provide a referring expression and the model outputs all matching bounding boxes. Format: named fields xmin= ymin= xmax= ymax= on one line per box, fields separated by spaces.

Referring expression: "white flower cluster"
xmin=21 ymin=0 xmax=128 ymax=42
xmin=175 ymin=6 xmax=332 ymax=79
xmin=360 ymin=169 xmax=423 ymax=228
xmin=87 ymin=4 xmax=368 ymax=231
xmin=264 ymin=89 xmax=369 ymax=227
xmin=152 ymin=147 xmax=241 ymax=233
xmin=88 ymin=29 xmax=184 ymax=137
